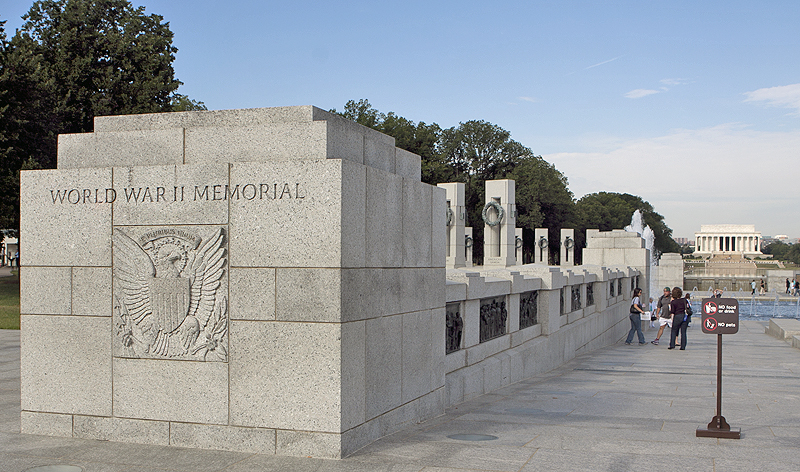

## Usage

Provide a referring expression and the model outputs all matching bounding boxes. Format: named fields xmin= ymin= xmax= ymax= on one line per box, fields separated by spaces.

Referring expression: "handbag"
xmin=640 ymin=311 xmax=651 ymax=321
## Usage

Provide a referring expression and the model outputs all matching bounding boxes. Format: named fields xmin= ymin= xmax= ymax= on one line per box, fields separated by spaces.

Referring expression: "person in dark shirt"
xmin=668 ymin=287 xmax=690 ymax=350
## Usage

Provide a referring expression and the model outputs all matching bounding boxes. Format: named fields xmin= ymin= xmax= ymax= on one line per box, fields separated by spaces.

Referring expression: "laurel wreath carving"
xmin=482 ymin=201 xmax=505 ymax=227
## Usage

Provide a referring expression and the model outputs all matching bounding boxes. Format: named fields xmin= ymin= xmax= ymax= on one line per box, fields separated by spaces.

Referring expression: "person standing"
xmin=787 ymin=278 xmax=791 ymax=294
xmin=651 ymin=287 xmax=672 ymax=345
xmin=625 ymin=288 xmax=646 ymax=345
xmin=668 ymin=287 xmax=690 ymax=350
xmin=751 ymin=280 xmax=756 ymax=295
xmin=649 ymin=297 xmax=657 ymax=328
xmin=760 ymin=279 xmax=765 ymax=295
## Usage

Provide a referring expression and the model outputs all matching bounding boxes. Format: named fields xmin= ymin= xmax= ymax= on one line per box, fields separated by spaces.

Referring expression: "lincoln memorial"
xmin=693 ymin=224 xmax=762 ymax=256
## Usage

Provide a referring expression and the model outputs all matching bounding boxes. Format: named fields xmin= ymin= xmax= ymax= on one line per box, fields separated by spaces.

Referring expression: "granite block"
xmin=170 ymin=423 xmax=276 ymax=454
xmin=395 ymin=148 xmax=422 ymax=181
xmin=445 ymin=370 xmax=465 ymax=406
xmin=430 ymin=307 xmax=446 ymax=387
xmin=341 ymin=321 xmax=366 ymax=430
xmin=340 ymin=269 xmax=371 ymax=322
xmin=463 ymin=299 xmax=480 ymax=348
xmin=402 ymin=180 xmax=432 ymax=268
xmin=73 ymin=416 xmax=169 ymax=445
xmin=324 ymin=114 xmax=369 ymax=164
xmin=401 ymin=310 xmax=434 ymax=403
xmin=445 ymin=347 xmax=467 ymax=373
xmin=482 ymin=356 xmax=503 ymax=393
xmin=111 ymin=163 xmax=229 ymax=226
xmin=93 ymin=106 xmax=320 ymax=132
xmin=20 ymin=411 xmax=73 ymax=437
xmin=185 ymin=122 xmax=328 ymax=164
xmin=276 ymin=268 xmax=341 ymax=322
xmin=368 ymin=268 xmax=402 ymax=317
xmin=466 ymin=335 xmax=510 ymax=367
xmin=229 ymin=159 xmax=345 ymax=268
xmin=276 ymin=430 xmax=341 ymax=459
xmin=20 ymin=267 xmax=71 ymax=315
xmin=365 ymin=314 xmax=402 ymax=419
xmin=364 ymin=136 xmax=395 ymax=174
xmin=507 ymin=293 xmax=521 ymax=332
xmin=71 ymin=267 xmax=111 ymax=316
xmin=340 ymin=160 xmax=367 ymax=268
xmin=20 ymin=168 xmax=112 ymax=266
xmin=431 ymin=186 xmax=447 ymax=268
xmin=229 ymin=321 xmax=342 ymax=432
xmin=400 ymin=268 xmax=428 ymax=314
xmin=229 ymin=268 xmax=276 ymax=320
xmin=57 ymin=129 xmax=183 ymax=169
xmin=112 ymin=358 xmax=228 ymax=424
xmin=446 ymin=279 xmax=467 ymax=302
xmin=365 ymin=167 xmax=403 ymax=268
xmin=20 ymin=315 xmax=111 ymax=416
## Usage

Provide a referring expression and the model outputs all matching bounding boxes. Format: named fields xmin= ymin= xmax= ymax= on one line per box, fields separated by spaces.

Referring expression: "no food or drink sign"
xmin=701 ymin=298 xmax=739 ymax=335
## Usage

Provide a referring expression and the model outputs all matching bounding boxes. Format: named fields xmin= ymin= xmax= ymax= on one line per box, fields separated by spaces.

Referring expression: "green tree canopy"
xmin=572 ymin=192 xmax=680 ymax=256
xmin=0 ymin=1 xmax=202 ymax=231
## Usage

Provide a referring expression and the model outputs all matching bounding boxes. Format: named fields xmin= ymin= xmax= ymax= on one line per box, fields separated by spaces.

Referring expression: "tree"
xmin=170 ymin=94 xmax=207 ymax=111
xmin=0 ymin=1 xmax=200 ymax=232
xmin=506 ymin=155 xmax=574 ymax=263
xmin=331 ymin=99 xmax=446 ymax=183
xmin=572 ymin=192 xmax=680 ymax=256
xmin=15 ymin=0 xmax=182 ymax=134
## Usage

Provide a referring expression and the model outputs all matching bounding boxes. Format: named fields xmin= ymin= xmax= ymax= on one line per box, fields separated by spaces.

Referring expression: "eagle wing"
xmin=187 ymin=228 xmax=226 ymax=328
xmin=113 ymin=229 xmax=155 ymax=323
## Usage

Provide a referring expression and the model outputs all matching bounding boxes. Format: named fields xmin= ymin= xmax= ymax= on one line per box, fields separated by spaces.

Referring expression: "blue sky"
xmin=3 ymin=1 xmax=799 ymax=239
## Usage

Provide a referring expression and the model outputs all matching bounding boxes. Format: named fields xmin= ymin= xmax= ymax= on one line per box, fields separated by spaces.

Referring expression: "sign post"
xmin=696 ymin=298 xmax=741 ymax=439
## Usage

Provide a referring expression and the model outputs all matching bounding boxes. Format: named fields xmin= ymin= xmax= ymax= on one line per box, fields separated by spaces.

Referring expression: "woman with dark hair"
xmin=668 ymin=287 xmax=690 ymax=350
xmin=625 ymin=288 xmax=646 ymax=345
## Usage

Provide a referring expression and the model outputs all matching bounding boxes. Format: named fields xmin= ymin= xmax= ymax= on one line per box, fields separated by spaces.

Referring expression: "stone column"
xmin=437 ymin=183 xmax=466 ymax=268
xmin=465 ymin=227 xmax=473 ymax=267
xmin=560 ymin=228 xmax=575 ymax=267
xmin=483 ymin=179 xmax=516 ymax=267
xmin=534 ymin=228 xmax=549 ymax=264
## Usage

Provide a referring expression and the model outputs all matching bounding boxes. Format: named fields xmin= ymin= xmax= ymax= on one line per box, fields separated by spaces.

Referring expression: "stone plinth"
xmin=20 ymin=106 xmax=445 ymax=458
xmin=438 ymin=183 xmax=466 ymax=268
xmin=533 ymin=228 xmax=549 ymax=264
xmin=482 ymin=180 xmax=516 ymax=267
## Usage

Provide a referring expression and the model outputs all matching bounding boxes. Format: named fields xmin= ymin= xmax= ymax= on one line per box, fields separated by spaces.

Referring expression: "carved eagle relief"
xmin=113 ymin=227 xmax=228 ymax=362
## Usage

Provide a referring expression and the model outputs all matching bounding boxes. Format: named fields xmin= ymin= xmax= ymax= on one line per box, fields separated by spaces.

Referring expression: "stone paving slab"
xmin=3 ymin=319 xmax=800 ymax=471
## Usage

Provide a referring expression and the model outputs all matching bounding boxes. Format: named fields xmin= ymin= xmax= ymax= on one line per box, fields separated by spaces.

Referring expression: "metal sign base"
xmin=696 ymin=425 xmax=741 ymax=439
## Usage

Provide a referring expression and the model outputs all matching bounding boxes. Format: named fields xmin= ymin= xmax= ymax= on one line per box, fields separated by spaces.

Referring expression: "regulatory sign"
xmin=701 ymin=298 xmax=739 ymax=334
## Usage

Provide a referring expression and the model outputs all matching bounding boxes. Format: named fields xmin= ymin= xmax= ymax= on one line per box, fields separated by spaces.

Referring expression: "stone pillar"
xmin=534 ymin=228 xmax=549 ymax=264
xmin=482 ymin=179 xmax=516 ymax=267
xmin=515 ymin=228 xmax=523 ymax=265
xmin=560 ymin=229 xmax=575 ymax=266
xmin=438 ymin=183 xmax=466 ymax=268
xmin=465 ymin=227 xmax=473 ymax=267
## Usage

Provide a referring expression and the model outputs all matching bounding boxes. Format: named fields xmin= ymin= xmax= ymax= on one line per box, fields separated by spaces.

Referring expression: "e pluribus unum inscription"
xmin=113 ymin=226 xmax=228 ymax=362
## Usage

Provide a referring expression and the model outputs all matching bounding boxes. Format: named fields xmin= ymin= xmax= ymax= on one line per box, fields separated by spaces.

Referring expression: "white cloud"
xmin=625 ymin=89 xmax=660 ymax=99
xmin=744 ymin=83 xmax=800 ymax=113
xmin=518 ymin=96 xmax=538 ymax=103
xmin=543 ymin=124 xmax=800 ymax=238
xmin=660 ymin=78 xmax=690 ymax=86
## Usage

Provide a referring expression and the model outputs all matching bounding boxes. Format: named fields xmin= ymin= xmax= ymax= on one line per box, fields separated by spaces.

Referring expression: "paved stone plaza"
xmin=2 ymin=320 xmax=799 ymax=471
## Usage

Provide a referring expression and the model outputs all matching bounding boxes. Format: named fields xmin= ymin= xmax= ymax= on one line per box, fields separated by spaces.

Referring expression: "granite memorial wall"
xmin=20 ymin=106 xmax=645 ymax=459
xmin=20 ymin=106 xmax=446 ymax=458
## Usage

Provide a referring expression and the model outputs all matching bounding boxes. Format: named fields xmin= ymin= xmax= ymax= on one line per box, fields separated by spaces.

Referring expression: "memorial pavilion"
xmin=693 ymin=224 xmax=762 ymax=257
